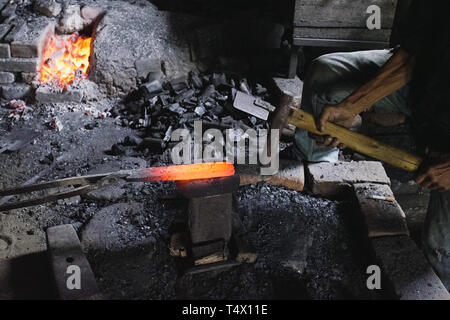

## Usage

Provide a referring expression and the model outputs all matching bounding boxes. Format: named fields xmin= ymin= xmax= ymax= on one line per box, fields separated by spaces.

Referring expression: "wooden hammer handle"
xmin=287 ymin=108 xmax=423 ymax=172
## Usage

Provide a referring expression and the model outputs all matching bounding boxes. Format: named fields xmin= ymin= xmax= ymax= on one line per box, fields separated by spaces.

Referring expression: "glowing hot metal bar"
xmin=126 ymin=162 xmax=236 ymax=182
xmin=0 ymin=162 xmax=236 ymax=212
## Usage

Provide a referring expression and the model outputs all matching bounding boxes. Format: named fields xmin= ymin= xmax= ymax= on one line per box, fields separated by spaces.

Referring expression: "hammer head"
xmin=270 ymin=95 xmax=301 ymax=134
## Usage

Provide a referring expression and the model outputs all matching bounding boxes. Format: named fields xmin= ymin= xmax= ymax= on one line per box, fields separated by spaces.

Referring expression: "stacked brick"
xmin=305 ymin=161 xmax=450 ymax=300
xmin=0 ymin=0 xmax=54 ymax=101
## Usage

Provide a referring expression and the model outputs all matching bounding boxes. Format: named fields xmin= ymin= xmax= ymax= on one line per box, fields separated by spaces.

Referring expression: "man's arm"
xmin=311 ymin=48 xmax=415 ymax=149
xmin=317 ymin=48 xmax=415 ymax=133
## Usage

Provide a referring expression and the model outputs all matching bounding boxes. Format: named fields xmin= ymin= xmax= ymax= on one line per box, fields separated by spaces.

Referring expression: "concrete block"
xmin=237 ymin=159 xmax=305 ymax=192
xmin=47 ymin=225 xmax=102 ymax=300
xmin=9 ymin=18 xmax=55 ymax=58
xmin=372 ymin=236 xmax=450 ymax=300
xmin=0 ymin=58 xmax=38 ymax=72
xmin=0 ymin=43 xmax=10 ymax=58
xmin=354 ymin=183 xmax=409 ymax=238
xmin=0 ymin=71 xmax=14 ymax=83
xmin=36 ymin=86 xmax=83 ymax=103
xmin=306 ymin=161 xmax=391 ymax=196
xmin=1 ymin=83 xmax=32 ymax=100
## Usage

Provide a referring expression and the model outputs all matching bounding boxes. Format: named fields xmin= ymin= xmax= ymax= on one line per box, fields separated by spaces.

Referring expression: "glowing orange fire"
xmin=39 ymin=33 xmax=92 ymax=87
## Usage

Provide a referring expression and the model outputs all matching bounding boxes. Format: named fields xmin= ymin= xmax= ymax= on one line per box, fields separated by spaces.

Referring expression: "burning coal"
xmin=39 ymin=33 xmax=92 ymax=88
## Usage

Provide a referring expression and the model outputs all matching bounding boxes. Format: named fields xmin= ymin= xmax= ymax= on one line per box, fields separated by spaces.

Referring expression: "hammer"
xmin=271 ymin=96 xmax=423 ymax=172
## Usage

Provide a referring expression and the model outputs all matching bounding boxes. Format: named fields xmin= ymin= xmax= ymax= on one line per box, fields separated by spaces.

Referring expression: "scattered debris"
xmin=3 ymin=100 xmax=34 ymax=120
xmin=49 ymin=117 xmax=64 ymax=132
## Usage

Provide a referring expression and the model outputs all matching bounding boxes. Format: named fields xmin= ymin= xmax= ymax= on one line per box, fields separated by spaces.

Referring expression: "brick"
xmin=21 ymin=72 xmax=36 ymax=84
xmin=305 ymin=161 xmax=391 ymax=196
xmin=0 ymin=43 xmax=10 ymax=58
xmin=0 ymin=0 xmax=8 ymax=11
xmin=0 ymin=71 xmax=14 ymax=83
xmin=372 ymin=236 xmax=450 ymax=300
xmin=354 ymin=183 xmax=409 ymax=238
xmin=80 ymin=6 xmax=104 ymax=21
xmin=237 ymin=159 xmax=305 ymax=191
xmin=34 ymin=0 xmax=62 ymax=17
xmin=1 ymin=83 xmax=32 ymax=100
xmin=47 ymin=225 xmax=102 ymax=300
xmin=0 ymin=24 xmax=12 ymax=41
xmin=1 ymin=3 xmax=16 ymax=21
xmin=35 ymin=86 xmax=83 ymax=103
xmin=134 ymin=57 xmax=161 ymax=79
xmin=0 ymin=58 xmax=38 ymax=72
xmin=9 ymin=18 xmax=54 ymax=58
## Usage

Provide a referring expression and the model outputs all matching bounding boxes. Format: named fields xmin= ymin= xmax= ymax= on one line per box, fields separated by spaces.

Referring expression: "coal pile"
xmin=114 ymin=72 xmax=272 ymax=150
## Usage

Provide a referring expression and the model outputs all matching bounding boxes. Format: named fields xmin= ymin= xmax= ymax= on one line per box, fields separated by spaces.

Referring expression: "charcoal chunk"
xmin=167 ymin=103 xmax=187 ymax=115
xmin=141 ymin=80 xmax=163 ymax=95
xmin=194 ymin=106 xmax=206 ymax=117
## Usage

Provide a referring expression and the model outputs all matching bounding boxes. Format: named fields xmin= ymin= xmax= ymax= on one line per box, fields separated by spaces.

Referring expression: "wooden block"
xmin=354 ymin=183 xmax=409 ymax=237
xmin=47 ymin=225 xmax=102 ymax=300
xmin=294 ymin=0 xmax=398 ymax=29
xmin=169 ymin=232 xmax=189 ymax=258
xmin=237 ymin=159 xmax=305 ymax=192
xmin=191 ymin=240 xmax=225 ymax=259
xmin=194 ymin=251 xmax=228 ymax=266
xmin=185 ymin=261 xmax=240 ymax=275
xmin=372 ymin=236 xmax=450 ymax=300
xmin=294 ymin=27 xmax=392 ymax=43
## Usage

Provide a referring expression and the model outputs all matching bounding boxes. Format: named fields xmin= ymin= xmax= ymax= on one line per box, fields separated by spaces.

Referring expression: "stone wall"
xmin=0 ymin=0 xmax=55 ymax=101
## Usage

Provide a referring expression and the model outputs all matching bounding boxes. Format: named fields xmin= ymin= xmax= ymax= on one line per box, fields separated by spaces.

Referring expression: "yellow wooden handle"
xmin=287 ymin=108 xmax=423 ymax=172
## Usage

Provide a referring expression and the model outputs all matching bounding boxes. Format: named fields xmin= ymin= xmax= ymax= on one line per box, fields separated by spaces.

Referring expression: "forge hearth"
xmin=0 ymin=2 xmax=105 ymax=103
xmin=0 ymin=1 xmax=207 ymax=103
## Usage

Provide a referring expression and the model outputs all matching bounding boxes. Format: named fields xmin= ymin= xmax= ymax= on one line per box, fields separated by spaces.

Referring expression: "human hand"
xmin=310 ymin=105 xmax=359 ymax=149
xmin=415 ymin=157 xmax=450 ymax=192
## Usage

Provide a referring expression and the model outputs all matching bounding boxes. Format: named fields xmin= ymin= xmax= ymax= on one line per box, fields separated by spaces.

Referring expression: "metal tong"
xmin=0 ymin=171 xmax=131 ymax=212
xmin=0 ymin=162 xmax=236 ymax=212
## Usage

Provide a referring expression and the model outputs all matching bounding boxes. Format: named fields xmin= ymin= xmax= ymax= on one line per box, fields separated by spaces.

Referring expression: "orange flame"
xmin=39 ymin=33 xmax=92 ymax=88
